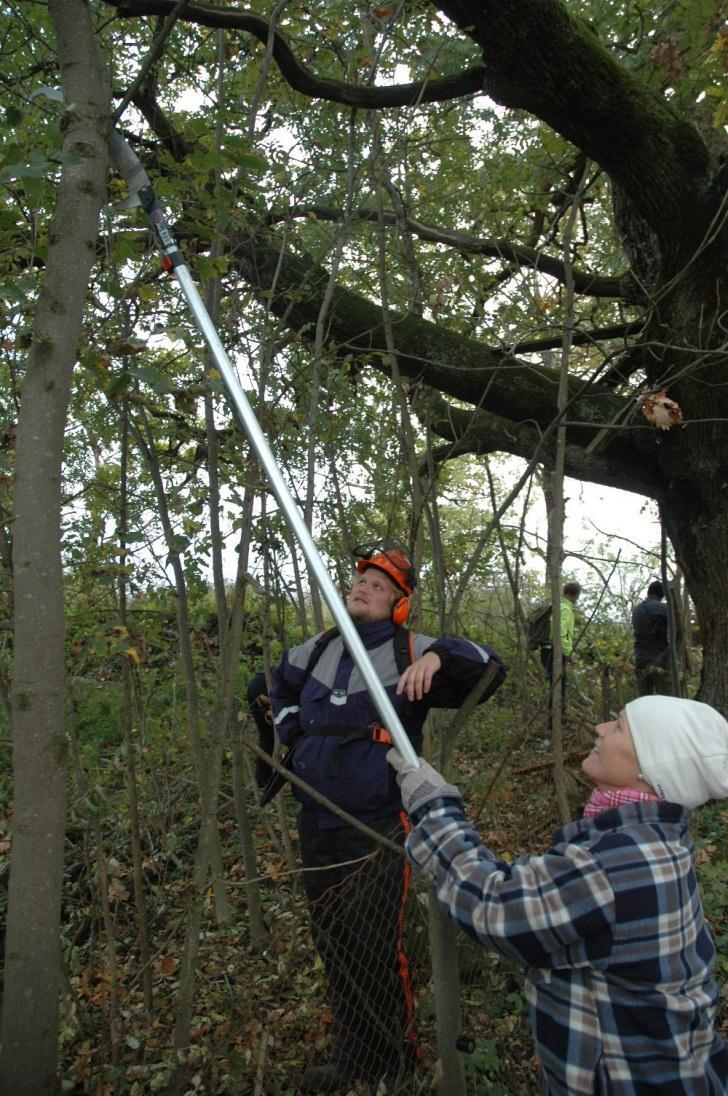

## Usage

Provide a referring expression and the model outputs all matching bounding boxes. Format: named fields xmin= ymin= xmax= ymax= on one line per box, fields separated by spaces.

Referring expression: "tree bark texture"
xmin=0 ymin=3 xmax=110 ymax=1092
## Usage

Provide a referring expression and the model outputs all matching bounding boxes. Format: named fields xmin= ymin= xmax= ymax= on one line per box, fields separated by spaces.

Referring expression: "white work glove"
xmin=387 ymin=748 xmax=459 ymax=815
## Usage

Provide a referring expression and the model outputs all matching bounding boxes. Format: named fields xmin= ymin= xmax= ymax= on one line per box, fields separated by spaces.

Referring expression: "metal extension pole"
xmin=108 ymin=130 xmax=419 ymax=767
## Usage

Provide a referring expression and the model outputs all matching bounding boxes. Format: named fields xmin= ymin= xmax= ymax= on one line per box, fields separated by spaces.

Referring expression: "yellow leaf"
xmin=107 ymin=878 xmax=129 ymax=902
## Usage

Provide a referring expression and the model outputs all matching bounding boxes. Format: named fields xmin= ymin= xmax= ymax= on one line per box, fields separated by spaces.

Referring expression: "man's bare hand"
xmin=396 ymin=651 xmax=441 ymax=701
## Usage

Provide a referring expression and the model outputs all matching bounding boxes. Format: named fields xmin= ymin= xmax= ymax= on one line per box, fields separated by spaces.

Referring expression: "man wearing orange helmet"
xmin=271 ymin=541 xmax=505 ymax=1092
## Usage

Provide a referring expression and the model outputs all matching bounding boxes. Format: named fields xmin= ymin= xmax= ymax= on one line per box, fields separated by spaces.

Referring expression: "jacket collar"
xmin=352 ymin=617 xmax=396 ymax=648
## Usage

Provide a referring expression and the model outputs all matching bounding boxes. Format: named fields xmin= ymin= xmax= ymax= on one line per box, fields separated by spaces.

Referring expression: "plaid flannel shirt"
xmin=407 ymin=796 xmax=728 ymax=1094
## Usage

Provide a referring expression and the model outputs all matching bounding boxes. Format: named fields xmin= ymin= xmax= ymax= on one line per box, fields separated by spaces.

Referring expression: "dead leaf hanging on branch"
xmin=641 ymin=389 xmax=684 ymax=430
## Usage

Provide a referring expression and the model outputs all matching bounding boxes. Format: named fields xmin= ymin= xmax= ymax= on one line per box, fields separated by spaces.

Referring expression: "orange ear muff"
xmin=392 ymin=597 xmax=409 ymax=626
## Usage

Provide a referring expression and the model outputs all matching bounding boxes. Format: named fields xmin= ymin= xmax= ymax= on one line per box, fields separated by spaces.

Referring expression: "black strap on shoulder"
xmin=303 ymin=625 xmax=413 ymax=679
xmin=392 ymin=625 xmax=414 ymax=676
xmin=303 ymin=626 xmax=340 ymax=676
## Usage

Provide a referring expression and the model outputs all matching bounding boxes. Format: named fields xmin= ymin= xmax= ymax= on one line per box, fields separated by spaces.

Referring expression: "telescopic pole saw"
xmin=107 ymin=129 xmax=420 ymax=768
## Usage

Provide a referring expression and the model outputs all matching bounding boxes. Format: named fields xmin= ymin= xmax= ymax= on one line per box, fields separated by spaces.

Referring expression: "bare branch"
xmin=270 ymin=205 xmax=635 ymax=299
xmin=108 ymin=0 xmax=487 ymax=108
xmin=112 ymin=0 xmax=193 ymax=123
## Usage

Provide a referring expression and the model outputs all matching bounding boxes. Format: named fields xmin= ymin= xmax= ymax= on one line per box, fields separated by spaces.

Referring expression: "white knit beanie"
xmin=625 ymin=696 xmax=728 ymax=808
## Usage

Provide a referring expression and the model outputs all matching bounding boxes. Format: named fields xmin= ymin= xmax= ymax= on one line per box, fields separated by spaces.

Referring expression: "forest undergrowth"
xmin=1 ymin=675 xmax=726 ymax=1096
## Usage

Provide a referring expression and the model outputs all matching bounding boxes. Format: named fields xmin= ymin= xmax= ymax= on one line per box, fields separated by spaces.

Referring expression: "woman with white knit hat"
xmin=388 ymin=696 xmax=728 ymax=1094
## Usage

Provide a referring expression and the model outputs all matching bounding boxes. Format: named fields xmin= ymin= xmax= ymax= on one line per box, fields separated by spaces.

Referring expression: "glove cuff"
xmin=409 ymin=784 xmax=461 ymax=821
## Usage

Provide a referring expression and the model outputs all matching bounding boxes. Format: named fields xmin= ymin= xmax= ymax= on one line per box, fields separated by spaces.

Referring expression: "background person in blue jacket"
xmin=388 ymin=696 xmax=728 ymax=1095
xmin=270 ymin=541 xmax=505 ymax=1092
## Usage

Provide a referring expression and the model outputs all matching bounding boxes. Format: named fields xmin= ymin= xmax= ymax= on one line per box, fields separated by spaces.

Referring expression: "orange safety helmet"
xmin=352 ymin=542 xmax=417 ymax=625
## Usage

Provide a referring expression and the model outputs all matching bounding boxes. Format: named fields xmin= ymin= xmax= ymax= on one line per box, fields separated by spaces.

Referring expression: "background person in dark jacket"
xmin=631 ymin=580 xmax=672 ymax=696
xmin=388 ymin=696 xmax=728 ymax=1095
xmin=270 ymin=541 xmax=505 ymax=1092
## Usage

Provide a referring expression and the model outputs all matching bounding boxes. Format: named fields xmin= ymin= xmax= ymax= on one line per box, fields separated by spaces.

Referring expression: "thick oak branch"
xmin=230 ymin=226 xmax=631 ymax=443
xmin=435 ymin=0 xmax=714 ymax=252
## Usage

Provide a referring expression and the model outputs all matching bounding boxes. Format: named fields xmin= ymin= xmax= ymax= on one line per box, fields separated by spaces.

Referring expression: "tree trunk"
xmin=231 ymin=733 xmax=268 ymax=947
xmin=548 ymin=168 xmax=588 ymax=827
xmin=0 ymin=4 xmax=109 ymax=1092
xmin=118 ymin=400 xmax=153 ymax=1011
xmin=662 ymin=489 xmax=728 ymax=715
xmin=427 ymin=890 xmax=466 ymax=1095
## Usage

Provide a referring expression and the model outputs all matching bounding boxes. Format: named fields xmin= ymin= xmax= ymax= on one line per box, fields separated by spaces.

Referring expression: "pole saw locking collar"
xmin=353 ymin=543 xmax=417 ymax=626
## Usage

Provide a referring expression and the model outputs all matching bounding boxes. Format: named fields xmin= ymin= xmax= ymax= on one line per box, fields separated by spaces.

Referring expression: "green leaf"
xmin=168 ymin=534 xmax=191 ymax=554
xmin=128 ymin=365 xmax=176 ymax=394
xmin=237 ymin=151 xmax=269 ymax=172
xmin=0 ymin=162 xmax=47 ymax=180
xmin=103 ymin=372 xmax=132 ymax=399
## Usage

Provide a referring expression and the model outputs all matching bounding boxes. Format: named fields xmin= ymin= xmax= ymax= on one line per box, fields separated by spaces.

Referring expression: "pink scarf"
xmin=582 ymin=786 xmax=661 ymax=818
